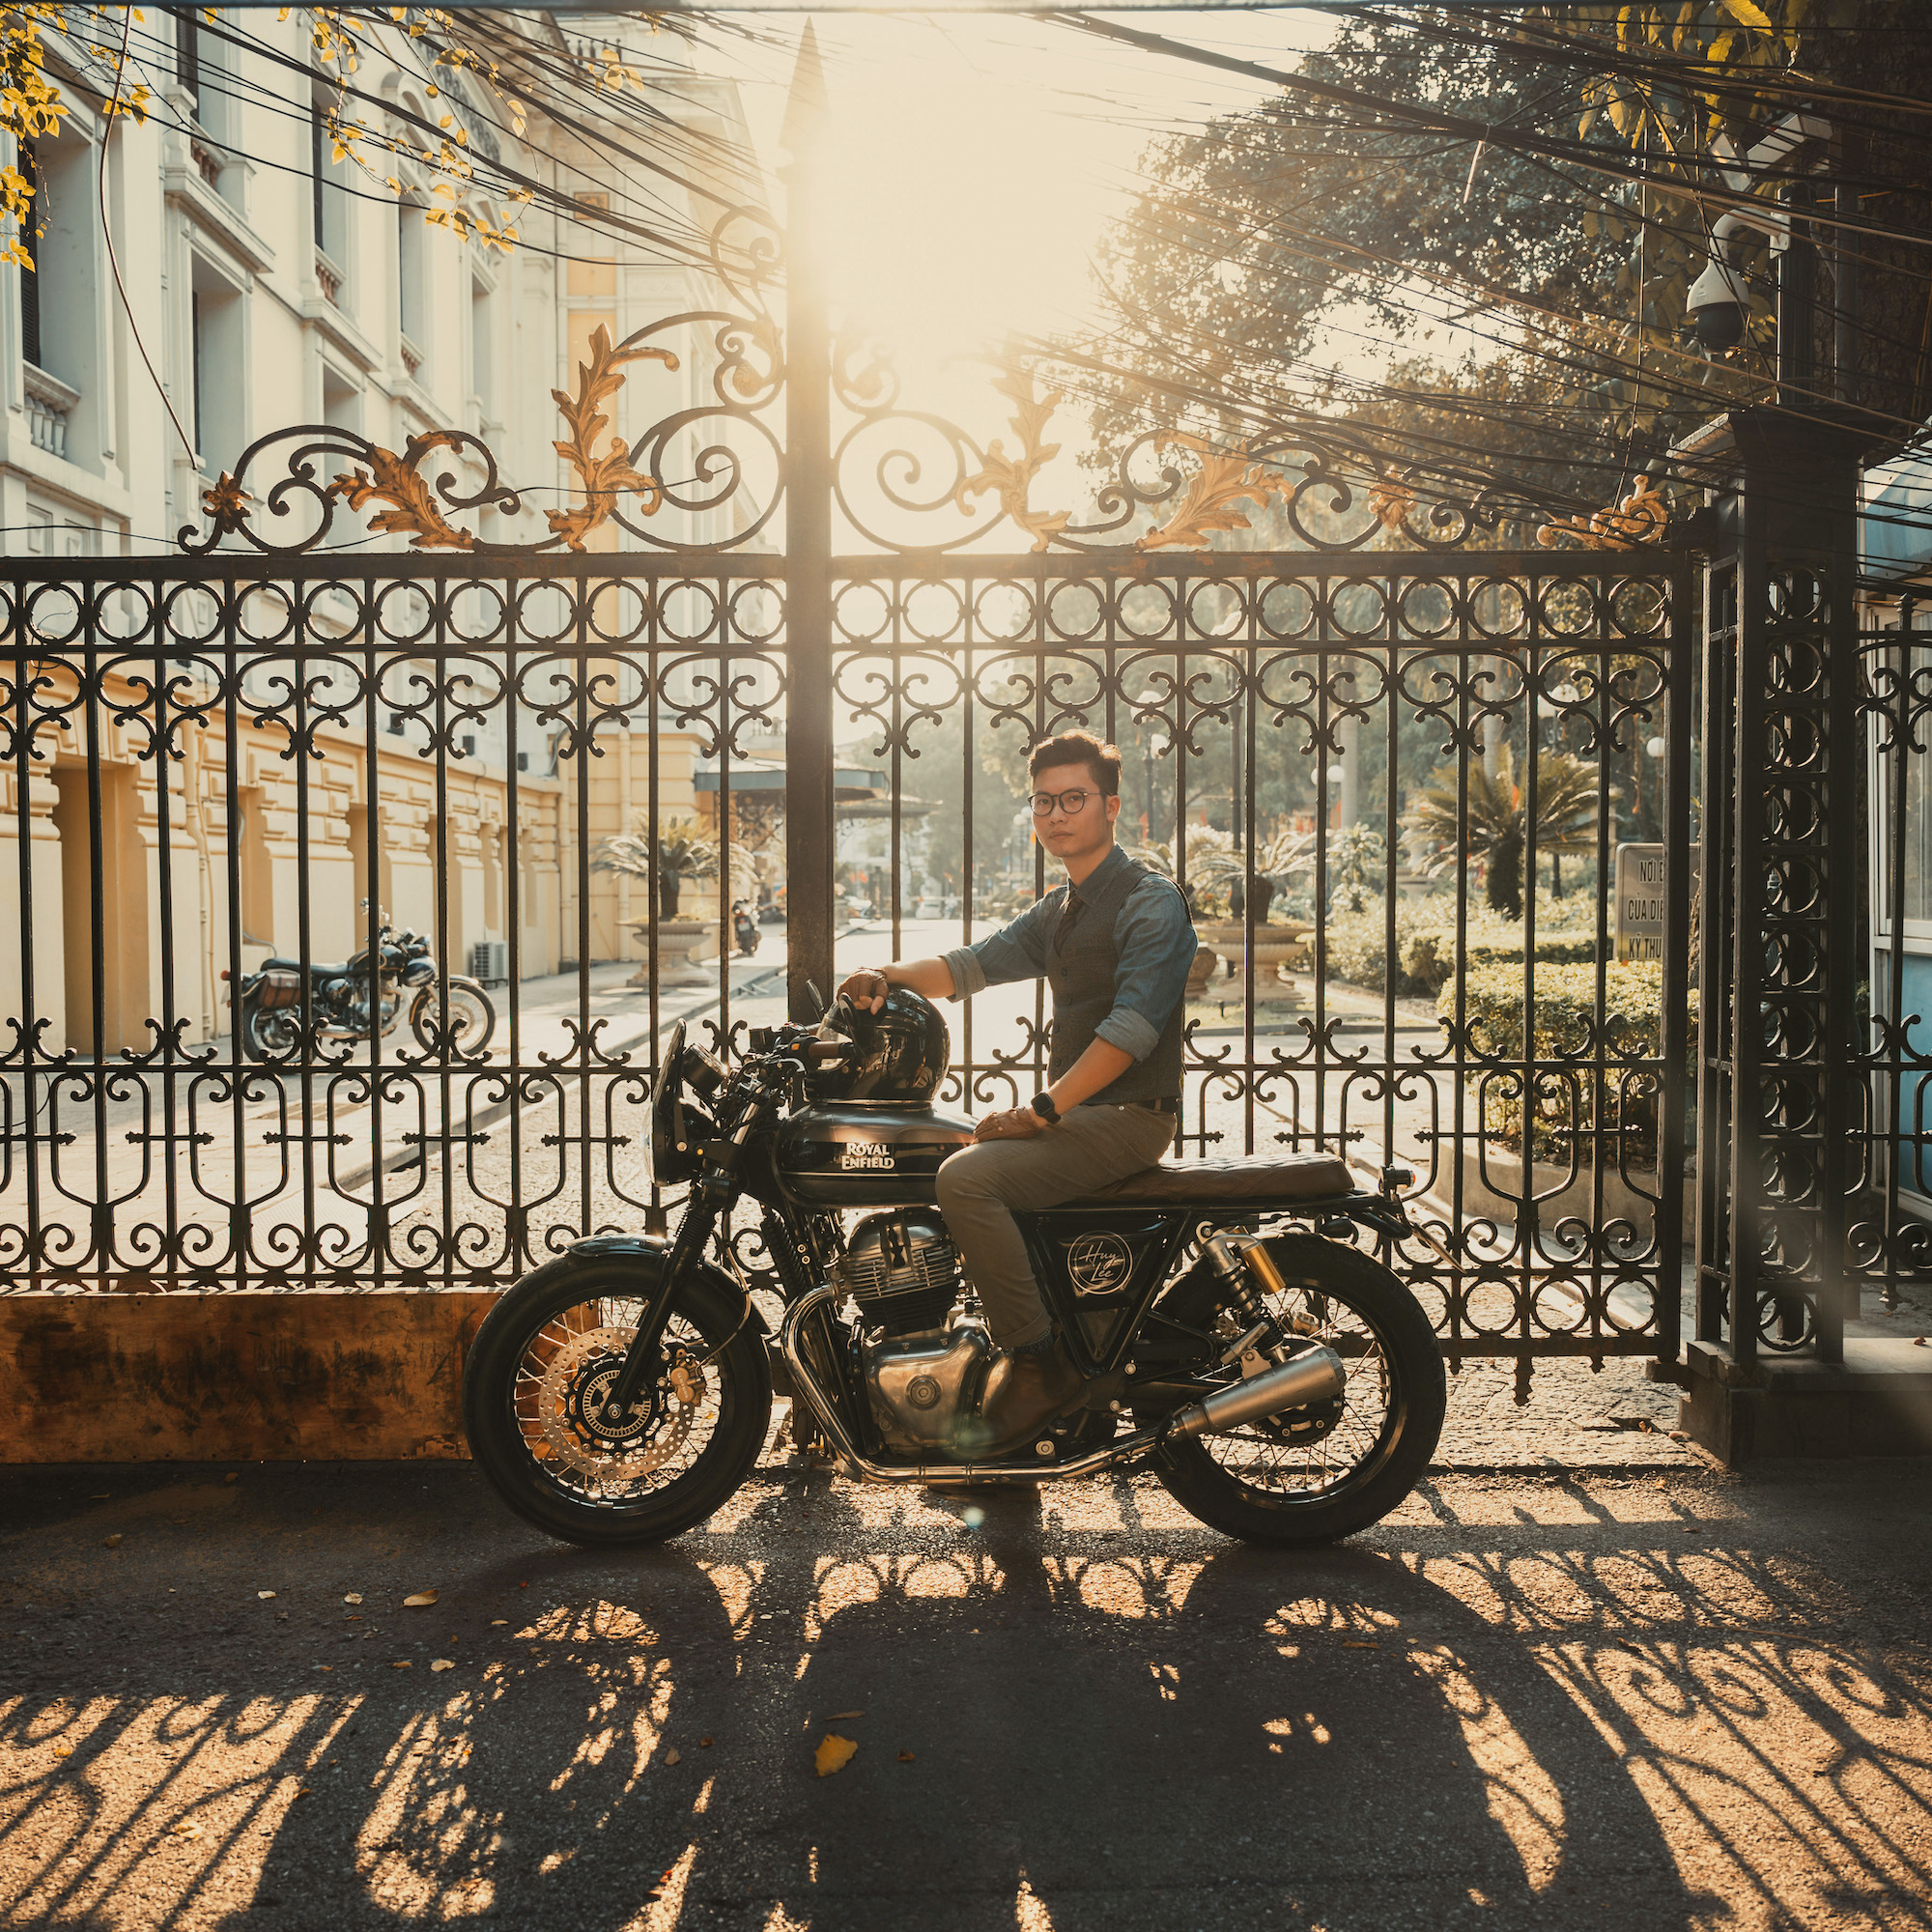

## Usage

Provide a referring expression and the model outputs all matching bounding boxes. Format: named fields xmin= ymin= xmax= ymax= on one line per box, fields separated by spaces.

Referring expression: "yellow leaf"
xmin=344 ymin=1594 xmax=362 ymax=1605
xmin=814 ymin=1735 xmax=858 ymax=1777
xmin=663 ymin=1747 xmax=681 ymax=1766
xmin=404 ymin=1590 xmax=439 ymax=1607
xmin=1719 ymin=0 xmax=1773 ymax=26
xmin=825 ymin=1710 xmax=864 ymax=1721
xmin=1341 ymin=1640 xmax=1380 ymax=1650
xmin=53 ymin=1743 xmax=72 ymax=1758
xmin=170 ymin=1820 xmax=203 ymax=1839
xmin=102 ymin=1534 xmax=122 ymax=1548
xmin=489 ymin=1619 xmax=508 ymax=1627
xmin=391 ymin=1660 xmax=412 ymax=1669
xmin=431 ymin=1660 xmax=454 ymax=1672
xmin=897 ymin=1749 xmax=916 ymax=1762
xmin=258 ymin=1591 xmax=276 ymax=1601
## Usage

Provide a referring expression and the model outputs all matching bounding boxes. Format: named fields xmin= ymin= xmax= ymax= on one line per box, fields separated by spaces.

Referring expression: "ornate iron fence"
xmin=0 ymin=536 xmax=1695 ymax=1385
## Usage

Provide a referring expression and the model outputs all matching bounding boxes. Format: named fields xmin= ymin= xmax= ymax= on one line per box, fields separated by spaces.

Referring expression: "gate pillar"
xmin=1679 ymin=403 xmax=1914 ymax=1455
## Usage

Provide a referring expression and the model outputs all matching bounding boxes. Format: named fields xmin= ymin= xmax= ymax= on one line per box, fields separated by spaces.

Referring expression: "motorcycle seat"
xmin=261 ymin=957 xmax=351 ymax=977
xmin=1062 ymin=1151 xmax=1355 ymax=1208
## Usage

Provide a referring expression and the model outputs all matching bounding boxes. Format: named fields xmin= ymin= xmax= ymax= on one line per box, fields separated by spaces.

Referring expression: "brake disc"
xmin=535 ymin=1326 xmax=709 ymax=1482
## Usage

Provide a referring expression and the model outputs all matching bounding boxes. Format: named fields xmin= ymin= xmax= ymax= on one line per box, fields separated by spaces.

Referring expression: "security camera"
xmin=1685 ymin=209 xmax=1768 ymax=354
xmin=1686 ymin=254 xmax=1750 ymax=351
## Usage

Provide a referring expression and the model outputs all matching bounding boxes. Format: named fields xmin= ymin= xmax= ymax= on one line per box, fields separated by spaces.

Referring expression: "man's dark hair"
xmin=1028 ymin=729 xmax=1122 ymax=797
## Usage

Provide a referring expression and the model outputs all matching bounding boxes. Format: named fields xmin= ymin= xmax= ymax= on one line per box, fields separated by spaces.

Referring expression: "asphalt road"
xmin=2 ymin=1454 xmax=1928 ymax=1931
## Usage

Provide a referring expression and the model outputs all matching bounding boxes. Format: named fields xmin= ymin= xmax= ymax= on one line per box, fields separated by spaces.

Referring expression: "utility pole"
xmin=781 ymin=25 xmax=836 ymax=1021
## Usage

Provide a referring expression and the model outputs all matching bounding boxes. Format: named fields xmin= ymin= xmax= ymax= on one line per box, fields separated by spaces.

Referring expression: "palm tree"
xmin=1403 ymin=744 xmax=1605 ymax=920
xmin=592 ymin=814 xmax=754 ymax=917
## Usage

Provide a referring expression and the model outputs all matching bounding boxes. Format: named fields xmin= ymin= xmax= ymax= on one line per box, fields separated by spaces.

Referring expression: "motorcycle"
xmin=731 ymin=900 xmax=761 ymax=958
xmin=461 ymin=987 xmax=1445 ymax=1548
xmin=231 ymin=906 xmax=497 ymax=1062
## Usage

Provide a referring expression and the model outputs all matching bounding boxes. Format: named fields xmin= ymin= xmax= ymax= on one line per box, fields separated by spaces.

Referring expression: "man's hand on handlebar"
xmin=974 ymin=1106 xmax=1046 ymax=1142
xmin=837 ymin=968 xmax=892 ymax=1014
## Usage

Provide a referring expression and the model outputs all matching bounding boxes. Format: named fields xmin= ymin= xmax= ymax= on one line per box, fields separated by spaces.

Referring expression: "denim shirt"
xmin=941 ymin=842 xmax=1198 ymax=1065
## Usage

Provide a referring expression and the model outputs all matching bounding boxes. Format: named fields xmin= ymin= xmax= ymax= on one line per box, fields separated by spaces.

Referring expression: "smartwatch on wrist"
xmin=1031 ymin=1092 xmax=1061 ymax=1125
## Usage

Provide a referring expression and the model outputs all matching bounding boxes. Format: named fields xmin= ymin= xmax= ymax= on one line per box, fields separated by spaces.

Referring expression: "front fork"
xmin=594 ymin=1195 xmax=720 ymax=1427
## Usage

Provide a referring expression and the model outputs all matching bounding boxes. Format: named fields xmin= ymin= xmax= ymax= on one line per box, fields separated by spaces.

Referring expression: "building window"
xmin=310 ymin=100 xmax=347 ymax=277
xmin=470 ymin=275 xmax=493 ymax=420
xmin=174 ymin=8 xmax=199 ymax=99
xmin=397 ymin=196 xmax=427 ymax=365
xmin=188 ymin=253 xmax=242 ymax=476
xmin=17 ymin=140 xmax=40 ymax=369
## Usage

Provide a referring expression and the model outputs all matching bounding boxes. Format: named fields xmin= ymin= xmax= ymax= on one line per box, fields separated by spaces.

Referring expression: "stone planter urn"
xmin=631 ymin=920 xmax=719 ymax=987
xmin=1198 ymin=920 xmax=1315 ymax=987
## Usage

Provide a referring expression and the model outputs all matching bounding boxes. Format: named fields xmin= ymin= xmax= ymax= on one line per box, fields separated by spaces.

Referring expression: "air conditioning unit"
xmin=470 ymin=940 xmax=509 ymax=985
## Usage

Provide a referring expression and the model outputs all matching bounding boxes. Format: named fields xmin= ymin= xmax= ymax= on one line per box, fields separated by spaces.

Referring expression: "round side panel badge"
xmin=1066 ymin=1231 xmax=1133 ymax=1296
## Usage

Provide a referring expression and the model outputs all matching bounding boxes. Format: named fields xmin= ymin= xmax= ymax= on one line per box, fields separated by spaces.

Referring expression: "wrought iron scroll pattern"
xmin=0 ymin=547 xmax=1690 ymax=1396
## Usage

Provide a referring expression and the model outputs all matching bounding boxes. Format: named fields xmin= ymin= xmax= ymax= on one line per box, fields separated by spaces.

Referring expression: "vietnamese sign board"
xmin=1613 ymin=842 xmax=1699 ymax=961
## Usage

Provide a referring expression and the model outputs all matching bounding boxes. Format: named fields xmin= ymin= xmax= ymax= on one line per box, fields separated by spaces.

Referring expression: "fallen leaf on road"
xmin=391 ymin=1661 xmax=412 ymax=1669
xmin=431 ymin=1660 xmax=454 ymax=1672
xmin=1340 ymin=1640 xmax=1378 ymax=1650
xmin=170 ymin=1821 xmax=203 ymax=1838
xmin=663 ymin=1748 xmax=681 ymax=1766
xmin=404 ymin=1590 xmax=439 ymax=1608
xmin=698 ymin=1736 xmax=714 ymax=1747
xmin=52 ymin=1744 xmax=72 ymax=1758
xmin=897 ymin=1750 xmax=915 ymax=1762
xmin=815 ymin=1735 xmax=858 ymax=1777
xmin=344 ymin=1594 xmax=363 ymax=1605
xmin=315 ymin=1665 xmax=332 ymax=1672
xmin=826 ymin=1710 xmax=864 ymax=1720
xmin=102 ymin=1535 xmax=123 ymax=1548
xmin=489 ymin=1619 xmax=507 ymax=1626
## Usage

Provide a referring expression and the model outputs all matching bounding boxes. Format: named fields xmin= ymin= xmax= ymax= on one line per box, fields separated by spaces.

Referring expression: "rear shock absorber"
xmin=1200 ymin=1233 xmax=1296 ymax=1367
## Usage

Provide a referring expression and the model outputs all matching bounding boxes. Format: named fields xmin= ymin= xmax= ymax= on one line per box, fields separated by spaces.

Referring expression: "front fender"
xmin=521 ymin=1236 xmax=774 ymax=1339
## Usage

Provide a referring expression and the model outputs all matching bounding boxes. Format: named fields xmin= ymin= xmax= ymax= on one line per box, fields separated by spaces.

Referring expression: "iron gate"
xmin=0 ymin=207 xmax=1700 ymax=1384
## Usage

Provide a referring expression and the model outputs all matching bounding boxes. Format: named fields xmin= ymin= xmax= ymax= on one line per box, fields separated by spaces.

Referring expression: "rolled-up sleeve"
xmin=1095 ymin=877 xmax=1197 ymax=1061
xmin=941 ymin=898 xmax=1050 ymax=1002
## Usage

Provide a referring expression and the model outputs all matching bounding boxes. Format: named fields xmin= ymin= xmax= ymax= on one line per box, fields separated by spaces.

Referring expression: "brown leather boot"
xmin=961 ymin=1337 xmax=1086 ymax=1459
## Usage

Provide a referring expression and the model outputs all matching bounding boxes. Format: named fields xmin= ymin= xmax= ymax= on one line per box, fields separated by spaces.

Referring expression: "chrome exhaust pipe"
xmin=1163 ymin=1346 xmax=1346 ymax=1441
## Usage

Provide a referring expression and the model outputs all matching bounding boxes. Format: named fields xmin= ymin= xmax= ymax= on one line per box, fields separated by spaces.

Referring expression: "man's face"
xmin=1030 ymin=760 xmax=1120 ymax=866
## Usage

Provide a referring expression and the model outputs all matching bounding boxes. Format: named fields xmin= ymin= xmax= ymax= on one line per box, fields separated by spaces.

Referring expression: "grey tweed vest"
xmin=1041 ymin=851 xmax=1186 ymax=1107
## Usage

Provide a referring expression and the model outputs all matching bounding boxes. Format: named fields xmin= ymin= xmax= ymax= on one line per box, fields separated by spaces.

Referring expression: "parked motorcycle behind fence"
xmin=228 ymin=902 xmax=497 ymax=1062
xmin=731 ymin=900 xmax=761 ymax=958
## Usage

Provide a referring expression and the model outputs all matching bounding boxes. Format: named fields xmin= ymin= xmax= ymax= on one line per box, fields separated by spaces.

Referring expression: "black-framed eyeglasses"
xmin=1030 ymin=788 xmax=1102 ymax=818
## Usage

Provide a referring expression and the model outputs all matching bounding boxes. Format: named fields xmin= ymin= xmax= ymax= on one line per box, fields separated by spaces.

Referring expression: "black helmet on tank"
xmin=814 ymin=986 xmax=950 ymax=1107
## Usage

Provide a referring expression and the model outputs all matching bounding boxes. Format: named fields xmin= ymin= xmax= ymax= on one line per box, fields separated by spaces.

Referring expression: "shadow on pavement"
xmin=0 ymin=1463 xmax=1926 ymax=1930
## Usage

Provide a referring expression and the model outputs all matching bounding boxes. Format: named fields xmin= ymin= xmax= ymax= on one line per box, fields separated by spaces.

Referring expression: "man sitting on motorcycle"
xmin=837 ymin=729 xmax=1197 ymax=1452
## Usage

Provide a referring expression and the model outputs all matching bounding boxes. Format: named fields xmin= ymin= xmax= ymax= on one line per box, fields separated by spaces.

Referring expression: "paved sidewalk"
xmin=2 ymin=1449 xmax=1926 ymax=1931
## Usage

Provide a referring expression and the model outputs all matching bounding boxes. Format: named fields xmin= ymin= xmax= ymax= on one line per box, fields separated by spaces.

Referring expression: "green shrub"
xmin=1322 ymin=894 xmax=1598 ymax=996
xmin=1443 ymin=960 xmax=1696 ymax=1165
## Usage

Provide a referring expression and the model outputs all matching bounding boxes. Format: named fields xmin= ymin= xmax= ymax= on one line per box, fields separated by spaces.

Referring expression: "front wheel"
xmin=1147 ymin=1233 xmax=1444 ymax=1547
xmin=462 ymin=1245 xmax=772 ymax=1546
xmin=410 ymin=978 xmax=497 ymax=1058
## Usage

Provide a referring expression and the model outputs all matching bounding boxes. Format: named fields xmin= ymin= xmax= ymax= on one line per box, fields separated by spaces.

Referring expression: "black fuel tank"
xmin=776 ymin=1103 xmax=976 ymax=1208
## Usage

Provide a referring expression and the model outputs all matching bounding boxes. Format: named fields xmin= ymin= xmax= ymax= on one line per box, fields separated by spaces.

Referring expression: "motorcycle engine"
xmin=836 ymin=1209 xmax=965 ymax=1338
xmin=839 ymin=1209 xmax=991 ymax=1454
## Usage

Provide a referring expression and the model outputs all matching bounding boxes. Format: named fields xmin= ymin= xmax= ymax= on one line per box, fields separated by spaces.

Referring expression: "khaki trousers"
xmin=933 ymin=1103 xmax=1177 ymax=1349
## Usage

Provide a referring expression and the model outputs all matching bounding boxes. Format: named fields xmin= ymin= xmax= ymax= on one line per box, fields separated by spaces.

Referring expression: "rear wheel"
xmin=1146 ymin=1233 xmax=1444 ymax=1547
xmin=462 ymin=1248 xmax=772 ymax=1547
xmin=241 ymin=999 xmax=300 ymax=1063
